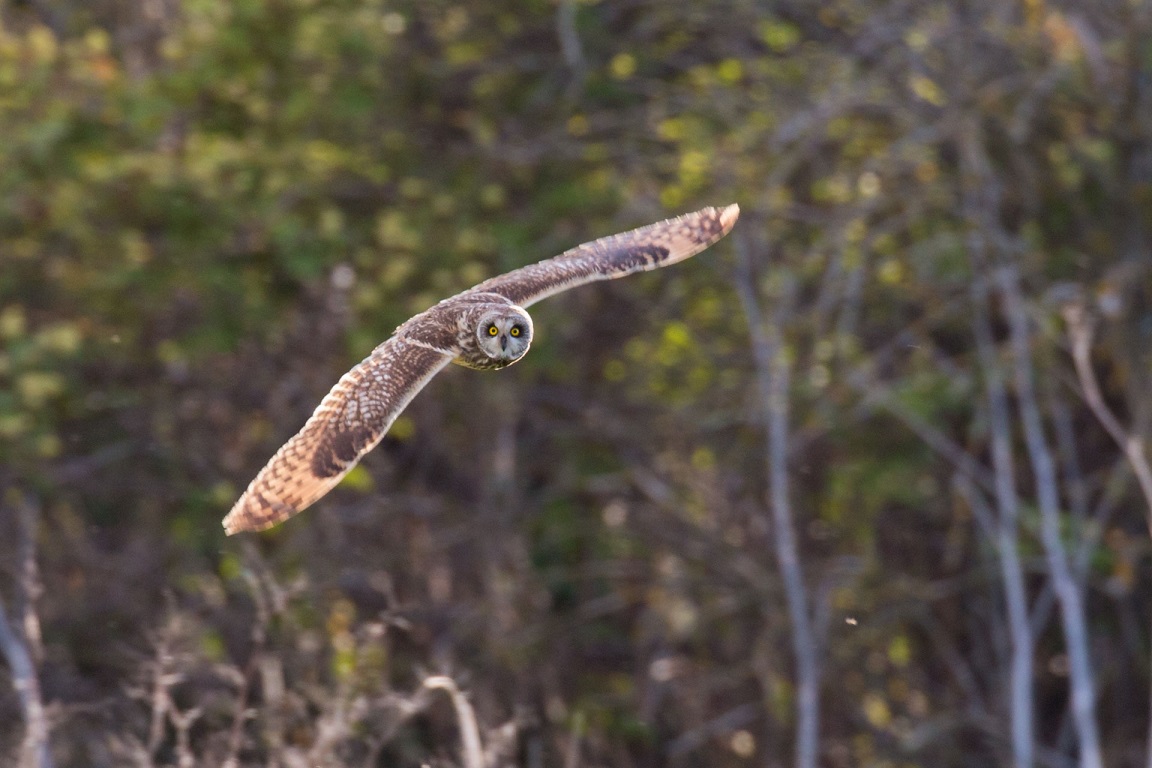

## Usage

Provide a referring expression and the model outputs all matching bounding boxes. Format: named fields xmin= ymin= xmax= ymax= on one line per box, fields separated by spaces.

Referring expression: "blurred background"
xmin=2 ymin=0 xmax=1151 ymax=766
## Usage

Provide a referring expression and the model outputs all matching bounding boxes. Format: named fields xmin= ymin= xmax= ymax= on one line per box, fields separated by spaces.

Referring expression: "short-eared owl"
xmin=223 ymin=204 xmax=740 ymax=534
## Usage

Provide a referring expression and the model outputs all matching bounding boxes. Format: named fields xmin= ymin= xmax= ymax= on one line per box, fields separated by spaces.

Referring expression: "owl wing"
xmin=222 ymin=338 xmax=455 ymax=534
xmin=224 ymin=204 xmax=739 ymax=534
xmin=467 ymin=204 xmax=739 ymax=308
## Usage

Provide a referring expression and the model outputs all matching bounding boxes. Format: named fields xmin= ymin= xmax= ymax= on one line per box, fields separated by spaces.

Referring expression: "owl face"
xmin=476 ymin=308 xmax=532 ymax=364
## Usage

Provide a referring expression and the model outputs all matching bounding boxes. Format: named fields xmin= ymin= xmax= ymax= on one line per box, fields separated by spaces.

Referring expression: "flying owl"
xmin=223 ymin=204 xmax=740 ymax=534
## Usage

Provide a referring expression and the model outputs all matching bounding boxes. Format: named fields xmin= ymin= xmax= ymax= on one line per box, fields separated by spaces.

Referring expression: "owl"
xmin=223 ymin=204 xmax=740 ymax=534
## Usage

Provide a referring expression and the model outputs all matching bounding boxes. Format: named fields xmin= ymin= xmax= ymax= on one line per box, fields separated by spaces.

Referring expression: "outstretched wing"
xmin=223 ymin=339 xmax=455 ymax=534
xmin=468 ymin=204 xmax=739 ymax=308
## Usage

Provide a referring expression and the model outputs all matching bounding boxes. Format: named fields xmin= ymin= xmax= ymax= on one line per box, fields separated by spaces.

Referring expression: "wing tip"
xmin=718 ymin=203 xmax=740 ymax=233
xmin=221 ymin=493 xmax=285 ymax=536
xmin=221 ymin=503 xmax=248 ymax=536
xmin=222 ymin=508 xmax=283 ymax=536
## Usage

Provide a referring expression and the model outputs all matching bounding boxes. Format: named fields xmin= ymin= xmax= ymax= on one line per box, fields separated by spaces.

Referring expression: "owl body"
xmin=223 ymin=204 xmax=739 ymax=534
xmin=387 ymin=292 xmax=533 ymax=371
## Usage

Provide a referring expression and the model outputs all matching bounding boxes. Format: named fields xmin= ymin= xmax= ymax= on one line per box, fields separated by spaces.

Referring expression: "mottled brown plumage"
xmin=223 ymin=204 xmax=739 ymax=534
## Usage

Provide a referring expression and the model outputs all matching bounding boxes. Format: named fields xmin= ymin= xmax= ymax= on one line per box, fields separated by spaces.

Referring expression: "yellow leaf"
xmin=18 ymin=371 xmax=65 ymax=408
xmin=863 ymin=692 xmax=892 ymax=728
xmin=566 ymin=114 xmax=589 ymax=137
xmin=610 ymin=53 xmax=636 ymax=79
xmin=716 ymin=58 xmax=742 ymax=83
xmin=888 ymin=635 xmax=912 ymax=667
xmin=909 ymin=74 xmax=946 ymax=106
xmin=37 ymin=323 xmax=82 ymax=354
xmin=339 ymin=464 xmax=376 ymax=492
xmin=0 ymin=305 xmax=26 ymax=339
xmin=390 ymin=415 xmax=415 ymax=441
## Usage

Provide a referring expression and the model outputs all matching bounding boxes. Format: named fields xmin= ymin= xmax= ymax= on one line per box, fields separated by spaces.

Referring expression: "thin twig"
xmin=224 ymin=542 xmax=280 ymax=766
xmin=169 ymin=705 xmax=201 ymax=768
xmin=1062 ymin=301 xmax=1152 ymax=537
xmin=424 ymin=675 xmax=485 ymax=768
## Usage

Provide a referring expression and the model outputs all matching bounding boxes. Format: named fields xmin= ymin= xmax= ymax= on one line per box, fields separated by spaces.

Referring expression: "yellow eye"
xmin=510 ymin=326 xmax=521 ymax=337
xmin=488 ymin=325 xmax=499 ymax=336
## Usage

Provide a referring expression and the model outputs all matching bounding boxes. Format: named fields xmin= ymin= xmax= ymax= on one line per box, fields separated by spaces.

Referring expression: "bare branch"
xmin=732 ymin=229 xmax=820 ymax=768
xmin=0 ymin=600 xmax=53 ymax=768
xmin=968 ymin=230 xmax=1035 ymax=768
xmin=998 ymin=267 xmax=1103 ymax=768
xmin=555 ymin=0 xmax=587 ymax=99
xmin=424 ymin=675 xmax=485 ymax=768
xmin=0 ymin=488 xmax=53 ymax=768
xmin=168 ymin=705 xmax=201 ymax=768
xmin=14 ymin=497 xmax=43 ymax=667
xmin=562 ymin=709 xmax=583 ymax=768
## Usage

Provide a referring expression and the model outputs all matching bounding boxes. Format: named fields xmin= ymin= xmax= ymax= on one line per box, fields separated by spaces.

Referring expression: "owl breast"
xmin=454 ymin=346 xmax=519 ymax=370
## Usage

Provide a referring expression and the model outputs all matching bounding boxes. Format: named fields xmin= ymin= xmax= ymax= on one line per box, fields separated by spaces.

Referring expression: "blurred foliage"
xmin=1 ymin=0 xmax=1152 ymax=766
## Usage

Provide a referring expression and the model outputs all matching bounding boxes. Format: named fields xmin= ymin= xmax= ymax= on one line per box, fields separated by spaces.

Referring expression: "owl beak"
xmin=500 ymin=335 xmax=508 ymax=351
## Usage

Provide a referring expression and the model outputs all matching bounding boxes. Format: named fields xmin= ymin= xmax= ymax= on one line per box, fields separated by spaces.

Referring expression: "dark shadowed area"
xmin=1 ymin=1 xmax=1151 ymax=766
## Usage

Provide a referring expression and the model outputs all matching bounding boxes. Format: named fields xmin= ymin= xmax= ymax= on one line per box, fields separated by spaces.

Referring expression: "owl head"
xmin=476 ymin=306 xmax=533 ymax=364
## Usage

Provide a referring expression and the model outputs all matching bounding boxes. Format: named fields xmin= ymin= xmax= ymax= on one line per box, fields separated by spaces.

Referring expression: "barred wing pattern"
xmin=223 ymin=339 xmax=454 ymax=533
xmin=471 ymin=204 xmax=739 ymax=308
